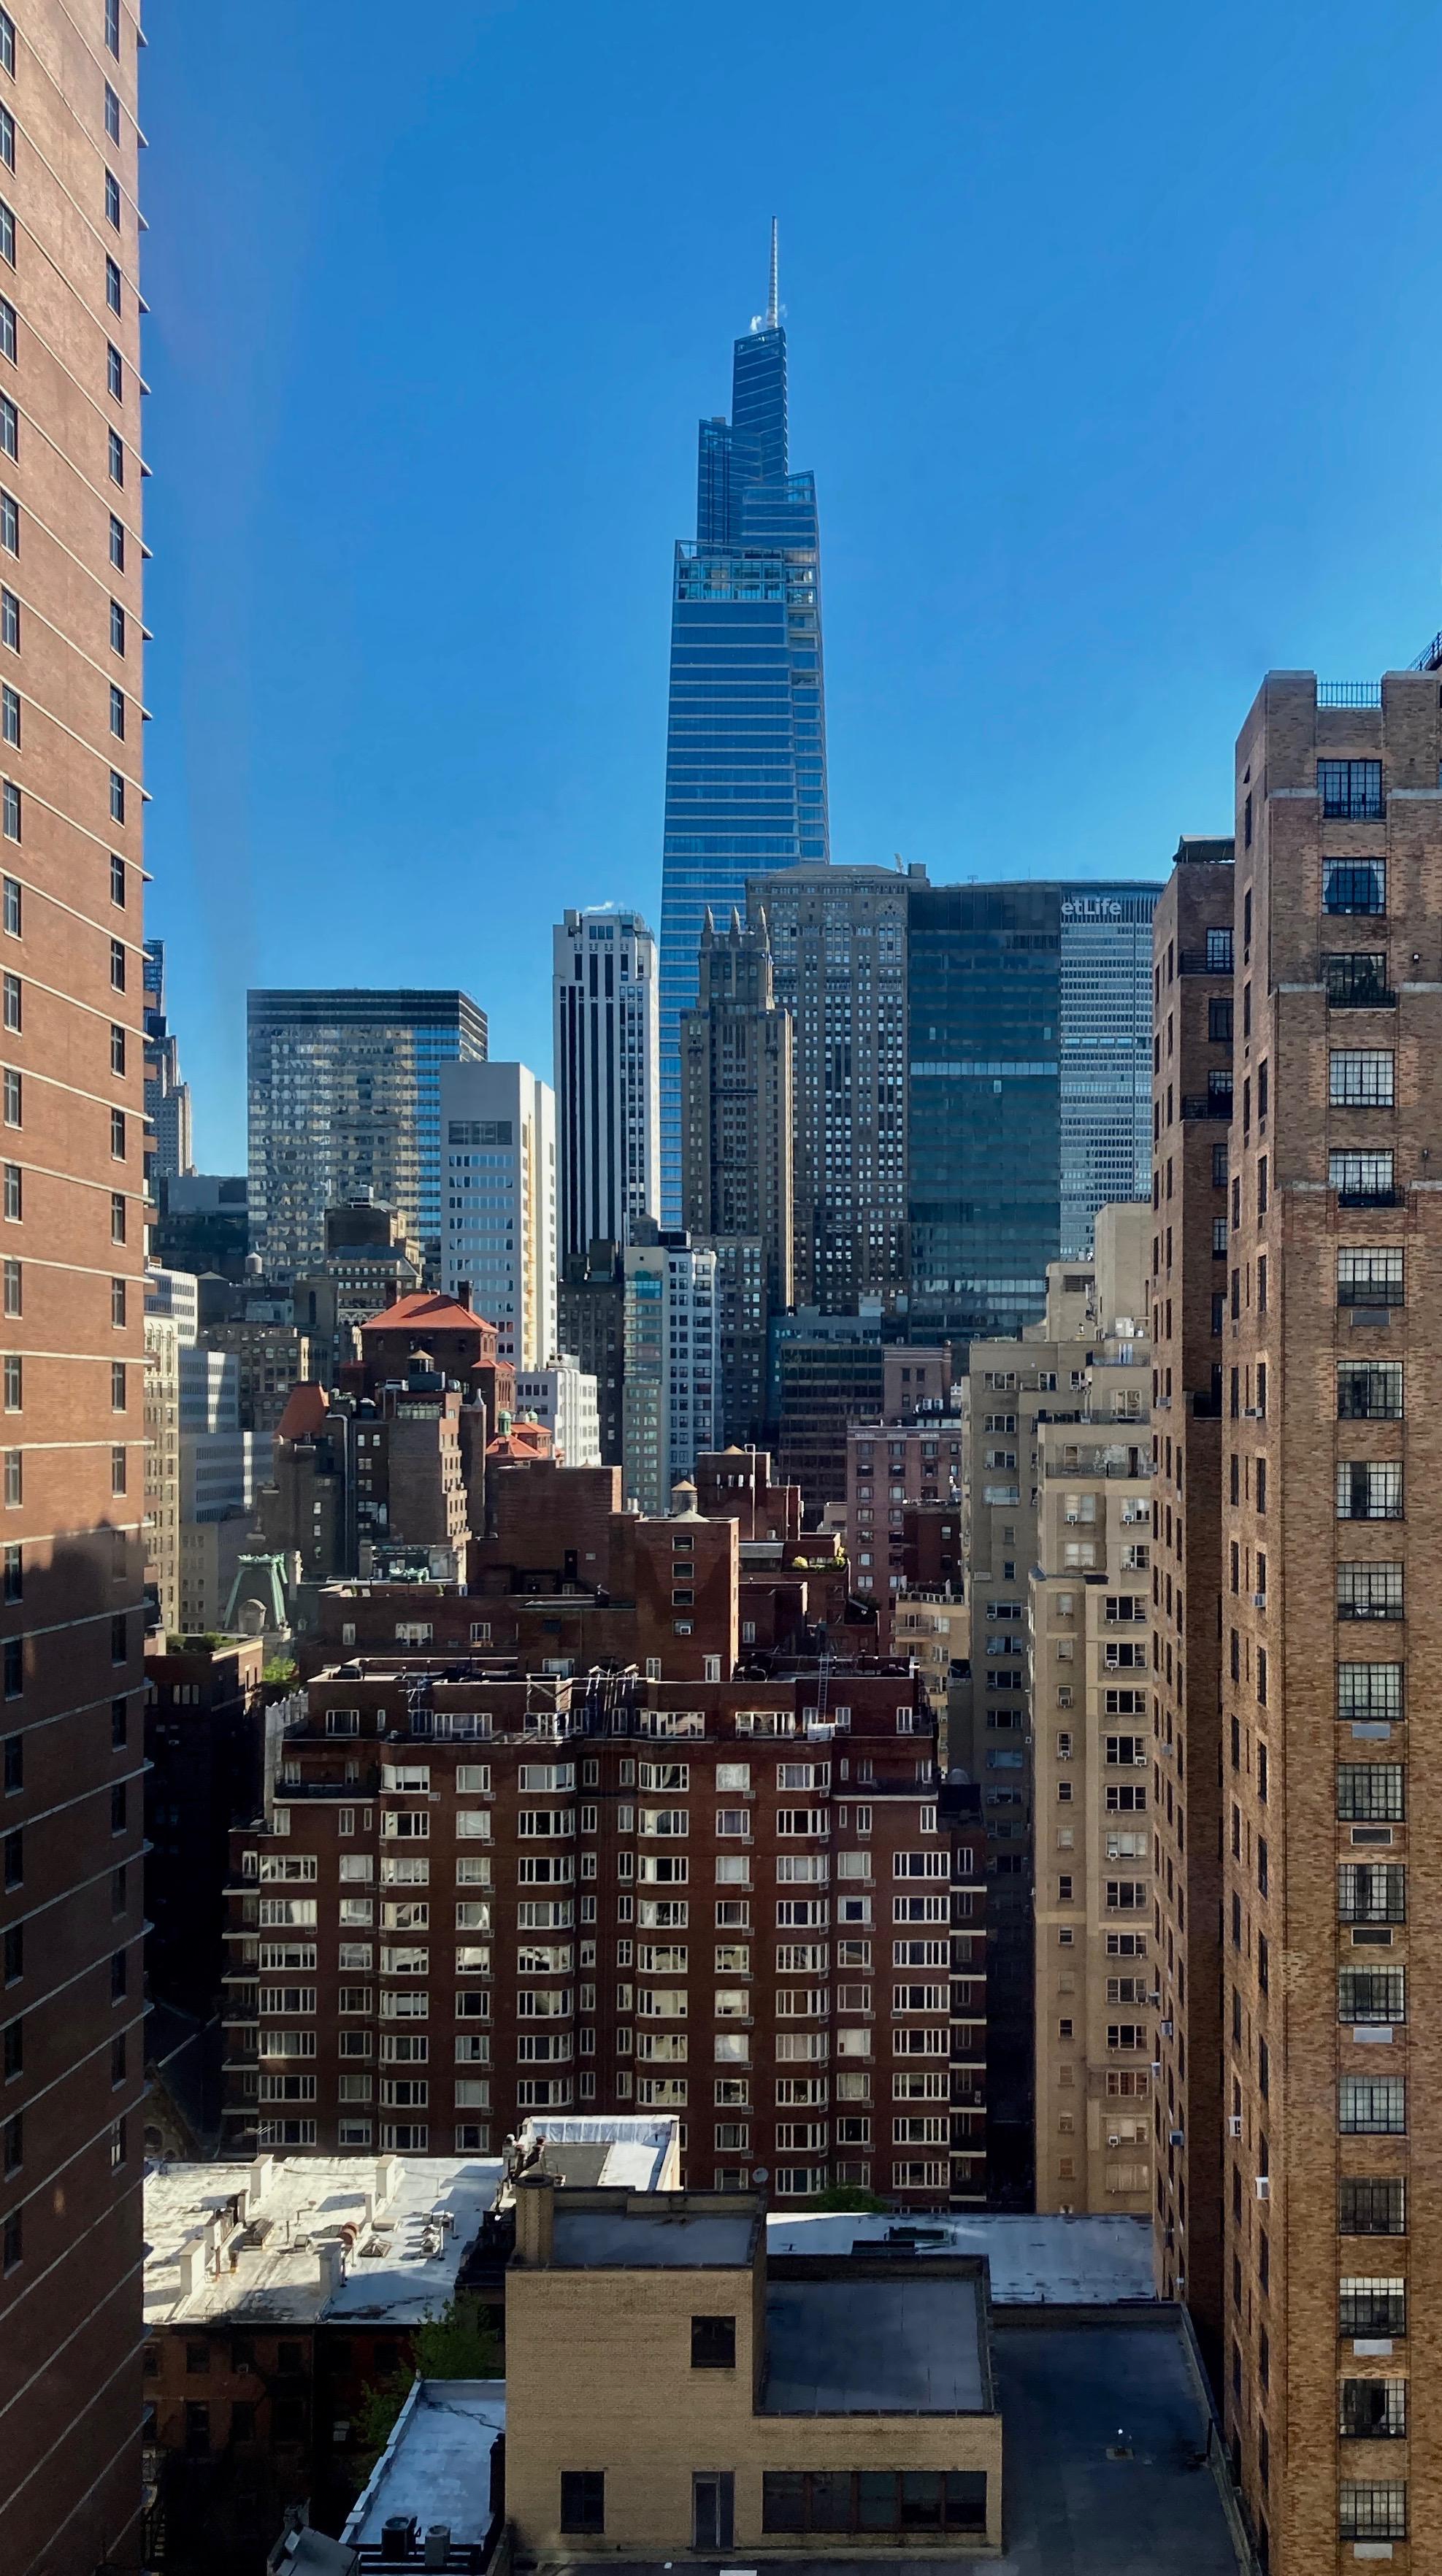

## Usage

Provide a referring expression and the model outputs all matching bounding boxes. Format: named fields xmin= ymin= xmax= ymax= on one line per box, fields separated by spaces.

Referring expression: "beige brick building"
xmin=1030 ymin=1207 xmax=1153 ymax=2216
xmin=1200 ymin=668 xmax=1442 ymax=2572
xmin=505 ymin=2178 xmax=1003 ymax=2556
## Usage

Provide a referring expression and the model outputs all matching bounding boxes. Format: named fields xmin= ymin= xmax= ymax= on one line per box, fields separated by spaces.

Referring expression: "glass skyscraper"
xmin=658 ymin=230 xmax=829 ymax=1218
xmin=906 ymin=880 xmax=1160 ymax=1342
xmin=248 ymin=988 xmax=488 ymax=1283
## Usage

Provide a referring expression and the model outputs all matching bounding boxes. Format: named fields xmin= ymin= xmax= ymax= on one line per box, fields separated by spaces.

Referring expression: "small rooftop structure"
xmin=494 ymin=2115 xmax=680 ymax=2205
xmin=143 ymin=2153 xmax=501 ymax=2330
xmin=761 ymin=2269 xmax=987 ymax=2415
xmin=342 ymin=2376 xmax=506 ymax=2558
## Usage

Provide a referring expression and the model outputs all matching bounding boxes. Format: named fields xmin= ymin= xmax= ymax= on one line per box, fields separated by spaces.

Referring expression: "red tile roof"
xmin=361 ymin=1291 xmax=489 ymax=1334
xmin=276 ymin=1380 xmax=330 ymax=1442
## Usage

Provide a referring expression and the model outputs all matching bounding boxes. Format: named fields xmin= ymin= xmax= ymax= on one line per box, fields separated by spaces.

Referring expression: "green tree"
xmin=355 ymin=2297 xmax=502 ymax=2467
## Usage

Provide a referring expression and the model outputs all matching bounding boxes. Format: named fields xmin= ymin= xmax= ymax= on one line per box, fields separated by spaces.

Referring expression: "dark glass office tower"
xmin=907 ymin=880 xmax=1162 ymax=1342
xmin=908 ymin=885 xmax=1063 ymax=1342
xmin=658 ymin=228 xmax=829 ymax=1218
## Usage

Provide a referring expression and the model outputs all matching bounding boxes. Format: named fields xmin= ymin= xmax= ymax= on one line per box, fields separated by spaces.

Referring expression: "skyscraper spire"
xmin=766 ymin=217 xmax=779 ymax=330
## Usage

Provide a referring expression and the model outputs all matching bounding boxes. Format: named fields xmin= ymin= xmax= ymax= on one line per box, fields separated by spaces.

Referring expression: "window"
xmin=106 ymin=84 xmax=121 ymax=145
xmin=1 ymin=877 xmax=14 ymax=937
xmin=0 ymin=110 xmax=12 ymax=177
xmin=0 ymin=688 xmax=15 ymax=751
xmin=1341 ymin=2380 xmax=1405 ymax=2441
xmin=1339 ymin=1967 xmax=1405 ymax=2026
xmin=1340 ymin=2177 xmax=1406 ymax=2234
xmin=1319 ymin=760 xmax=1384 ymax=821
xmin=110 ymin=1192 xmax=125 ymax=1244
xmin=1330 ymin=1050 xmax=1394 ymax=1107
xmin=1 ymin=782 xmax=16 ymax=843
xmin=559 ymin=2474 xmax=605 ymax=2536
xmin=1330 ymin=1149 xmax=1392 ymax=1202
xmin=1208 ymin=996 xmax=1233 ymax=1040
xmin=762 ymin=2471 xmax=987 ymax=2538
xmin=110 ymin=514 xmax=124 ymax=571
xmin=107 ymin=429 xmax=123 ymax=488
xmin=110 ymin=1022 xmax=125 ymax=1076
xmin=109 ymin=938 xmax=126 ymax=992
xmin=1337 ymin=1461 xmax=1403 ymax=1520
xmin=2 ymin=1448 xmax=18 ymax=1506
xmin=2 ymin=2205 xmax=18 ymax=2270
xmin=1337 ymin=1664 xmax=1402 ymax=1723
xmin=1325 ymin=950 xmax=1391 ymax=1007
xmin=691 ymin=2313 xmax=735 ymax=2369
xmin=110 ymin=1109 xmax=125 ymax=1160
xmin=110 ymin=684 xmax=125 ymax=739
xmin=1337 ymin=1765 xmax=1403 ymax=1823
xmin=0 ymin=977 xmax=13 ymax=1033
xmin=105 ymin=169 xmax=121 ymax=229
xmin=106 ymin=0 xmax=121 ymax=56
xmin=0 ymin=15 xmax=12 ymax=78
xmin=106 ymin=255 xmax=121 ymax=316
xmin=1337 ymin=1362 xmax=1403 ymax=1421
xmin=0 ymin=299 xmax=14 ymax=366
xmin=1338 ymin=1864 xmax=1405 ymax=1925
xmin=1337 ymin=1561 xmax=1403 ymax=1620
xmin=110 ymin=599 xmax=125 ymax=655
xmin=110 ymin=770 xmax=125 ymax=823
xmin=1338 ymin=1249 xmax=1403 ymax=1308
xmin=108 ymin=343 xmax=123 ymax=404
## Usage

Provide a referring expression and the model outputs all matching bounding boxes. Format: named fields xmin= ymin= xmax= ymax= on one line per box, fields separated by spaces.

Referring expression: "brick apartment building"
xmin=1191 ymin=668 xmax=1442 ymax=2572
xmin=1030 ymin=1226 xmax=1153 ymax=2221
xmin=220 ymin=1662 xmax=986 ymax=2211
xmin=0 ymin=9 xmax=151 ymax=2570
xmin=1147 ymin=836 xmax=1234 ymax=2385
xmin=845 ymin=1402 xmax=962 ymax=1635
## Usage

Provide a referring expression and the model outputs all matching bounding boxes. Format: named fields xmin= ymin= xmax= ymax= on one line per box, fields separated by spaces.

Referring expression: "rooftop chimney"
xmin=457 ymin=1280 xmax=472 ymax=1312
xmin=246 ymin=2153 xmax=275 ymax=2217
xmin=318 ymin=2242 xmax=346 ymax=2302
xmin=512 ymin=2174 xmax=556 ymax=2267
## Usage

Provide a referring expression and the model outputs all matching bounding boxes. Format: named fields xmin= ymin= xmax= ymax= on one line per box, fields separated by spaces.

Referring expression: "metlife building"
xmin=905 ymin=879 xmax=1159 ymax=1342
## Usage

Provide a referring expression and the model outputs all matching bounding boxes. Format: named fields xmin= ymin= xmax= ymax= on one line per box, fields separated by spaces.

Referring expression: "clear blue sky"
xmin=142 ymin=0 xmax=1442 ymax=1170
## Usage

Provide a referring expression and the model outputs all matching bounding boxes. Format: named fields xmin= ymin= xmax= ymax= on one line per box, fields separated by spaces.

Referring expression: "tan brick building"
xmin=0 ymin=7 xmax=150 ymax=2569
xmin=1030 ymin=1207 xmax=1153 ymax=2216
xmin=1148 ymin=836 xmax=1234 ymax=2385
xmin=505 ymin=2178 xmax=1002 ymax=2556
xmin=1200 ymin=668 xmax=1442 ymax=2572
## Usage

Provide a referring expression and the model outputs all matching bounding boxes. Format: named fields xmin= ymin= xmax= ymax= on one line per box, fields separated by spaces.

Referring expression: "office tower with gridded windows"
xmin=440 ymin=1061 xmax=557 ymax=1372
xmin=1191 ymin=668 xmax=1442 ymax=2574
xmin=753 ymin=861 xmax=914 ymax=1314
xmin=248 ymin=988 xmax=488 ymax=1286
xmin=659 ymin=229 xmax=828 ymax=1219
xmin=142 ymin=936 xmax=193 ymax=1181
xmin=1059 ymin=885 xmax=1159 ymax=1258
xmin=908 ymin=880 xmax=1159 ymax=1343
xmin=622 ymin=1231 xmax=720 ymax=1518
xmin=553 ymin=907 xmax=659 ymax=1264
xmin=0 ymin=7 xmax=150 ymax=2570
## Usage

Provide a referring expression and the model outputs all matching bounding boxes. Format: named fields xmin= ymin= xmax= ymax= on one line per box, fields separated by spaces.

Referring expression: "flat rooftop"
xmin=534 ymin=2318 xmax=1242 ymax=2576
xmin=762 ymin=2273 xmax=987 ymax=2415
xmin=988 ymin=2316 xmax=1244 ymax=2572
xmin=551 ymin=2203 xmax=756 ymax=2269
xmin=507 ymin=2116 xmax=677 ymax=2196
xmin=344 ymin=2377 xmax=506 ymax=2549
xmin=144 ymin=2154 xmax=502 ymax=2329
xmin=765 ymin=2210 xmax=1155 ymax=2305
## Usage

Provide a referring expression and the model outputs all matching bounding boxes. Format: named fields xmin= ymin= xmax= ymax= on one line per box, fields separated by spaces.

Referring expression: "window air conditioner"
xmin=1254 ymin=2176 xmax=1270 ymax=2201
xmin=1170 ymin=2128 xmax=1185 ymax=2148
xmin=1252 ymin=1592 xmax=1267 ymax=1609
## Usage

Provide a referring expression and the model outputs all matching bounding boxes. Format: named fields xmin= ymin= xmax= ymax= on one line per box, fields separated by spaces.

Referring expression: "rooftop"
xmin=761 ymin=2269 xmax=987 ymax=2415
xmin=343 ymin=2377 xmax=505 ymax=2550
xmin=764 ymin=2210 xmax=1157 ymax=2305
xmin=499 ymin=2116 xmax=678 ymax=2200
xmin=549 ymin=2200 xmax=758 ymax=2270
xmin=143 ymin=2153 xmax=502 ymax=2329
xmin=363 ymin=1292 xmax=488 ymax=1336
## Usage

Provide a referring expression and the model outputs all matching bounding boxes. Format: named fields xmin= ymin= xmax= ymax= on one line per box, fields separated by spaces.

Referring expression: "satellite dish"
xmin=751 ymin=2167 xmax=769 ymax=2183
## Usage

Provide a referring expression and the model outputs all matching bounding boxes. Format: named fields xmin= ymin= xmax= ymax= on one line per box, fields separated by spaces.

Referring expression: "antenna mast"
xmin=766 ymin=218 xmax=779 ymax=330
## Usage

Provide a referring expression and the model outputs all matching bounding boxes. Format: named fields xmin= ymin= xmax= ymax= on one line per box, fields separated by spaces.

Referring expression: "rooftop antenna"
xmin=767 ymin=218 xmax=779 ymax=330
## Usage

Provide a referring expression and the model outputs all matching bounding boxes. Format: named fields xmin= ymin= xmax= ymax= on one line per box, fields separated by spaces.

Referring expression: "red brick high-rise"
xmin=0 ymin=7 xmax=148 ymax=2569
xmin=221 ymin=1664 xmax=986 ymax=2212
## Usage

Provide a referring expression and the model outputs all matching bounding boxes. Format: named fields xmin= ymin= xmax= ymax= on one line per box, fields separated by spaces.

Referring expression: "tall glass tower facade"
xmin=248 ymin=988 xmax=488 ymax=1284
xmin=906 ymin=879 xmax=1162 ymax=1342
xmin=658 ymin=234 xmax=829 ymax=1218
